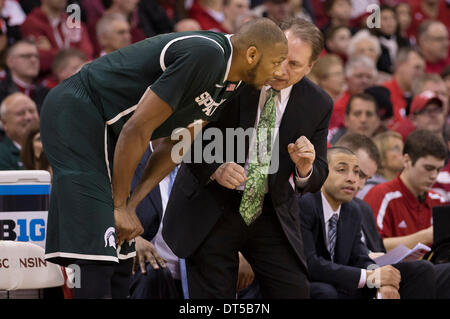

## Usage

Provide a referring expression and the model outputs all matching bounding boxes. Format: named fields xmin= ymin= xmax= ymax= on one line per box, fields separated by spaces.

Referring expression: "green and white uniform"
xmin=40 ymin=31 xmax=242 ymax=266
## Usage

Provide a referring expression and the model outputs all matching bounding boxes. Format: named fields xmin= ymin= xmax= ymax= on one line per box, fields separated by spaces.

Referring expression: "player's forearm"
xmin=127 ymin=138 xmax=177 ymax=210
xmin=112 ymin=123 xmax=152 ymax=209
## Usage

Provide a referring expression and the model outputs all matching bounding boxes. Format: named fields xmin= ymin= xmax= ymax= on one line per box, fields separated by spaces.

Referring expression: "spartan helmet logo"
xmin=104 ymin=227 xmax=116 ymax=249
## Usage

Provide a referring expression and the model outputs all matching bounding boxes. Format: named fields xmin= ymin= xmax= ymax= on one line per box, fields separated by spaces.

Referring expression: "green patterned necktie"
xmin=239 ymin=88 xmax=278 ymax=225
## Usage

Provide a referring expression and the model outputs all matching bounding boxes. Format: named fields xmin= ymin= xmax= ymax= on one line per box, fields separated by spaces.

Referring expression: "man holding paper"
xmin=299 ymin=146 xmax=436 ymax=299
xmin=337 ymin=132 xmax=450 ymax=299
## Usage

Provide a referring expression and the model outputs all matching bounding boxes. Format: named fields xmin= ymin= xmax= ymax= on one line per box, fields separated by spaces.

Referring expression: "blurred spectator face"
xmin=6 ymin=42 xmax=40 ymax=80
xmin=352 ymin=39 xmax=379 ymax=62
xmin=100 ymin=19 xmax=131 ymax=53
xmin=396 ymin=51 xmax=425 ymax=89
xmin=444 ymin=76 xmax=450 ymax=101
xmin=42 ymin=0 xmax=67 ymax=12
xmin=383 ymin=136 xmax=404 ymax=173
xmin=174 ymin=19 xmax=201 ymax=32
xmin=264 ymin=0 xmax=291 ymax=24
xmin=345 ymin=97 xmax=380 ymax=137
xmin=328 ymin=0 xmax=352 ymax=22
xmin=327 ymin=27 xmax=351 ymax=57
xmin=403 ymin=154 xmax=444 ymax=195
xmin=33 ymin=132 xmax=43 ymax=159
xmin=323 ymin=151 xmax=360 ymax=204
xmin=268 ymin=30 xmax=314 ymax=91
xmin=347 ymin=66 xmax=376 ymax=94
xmin=1 ymin=94 xmax=39 ymax=144
xmin=422 ymin=79 xmax=448 ymax=113
xmin=380 ymin=8 xmax=397 ymax=36
xmin=112 ymin=0 xmax=139 ymax=15
xmin=355 ymin=149 xmax=378 ymax=191
xmin=412 ymin=101 xmax=445 ymax=135
xmin=419 ymin=22 xmax=449 ymax=62
xmin=56 ymin=56 xmax=86 ymax=82
xmin=224 ymin=0 xmax=249 ymax=20
xmin=395 ymin=3 xmax=411 ymax=33
xmin=319 ymin=62 xmax=345 ymax=99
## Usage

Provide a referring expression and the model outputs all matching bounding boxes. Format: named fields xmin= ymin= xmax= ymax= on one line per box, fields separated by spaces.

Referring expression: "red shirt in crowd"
xmin=364 ymin=176 xmax=446 ymax=239
xmin=407 ymin=0 xmax=450 ymax=40
xmin=425 ymin=56 xmax=450 ymax=75
xmin=20 ymin=8 xmax=93 ymax=75
xmin=383 ymin=78 xmax=407 ymax=124
xmin=391 ymin=117 xmax=416 ymax=141
xmin=189 ymin=0 xmax=228 ymax=33
xmin=432 ymin=161 xmax=450 ymax=203
xmin=329 ymin=90 xmax=351 ymax=130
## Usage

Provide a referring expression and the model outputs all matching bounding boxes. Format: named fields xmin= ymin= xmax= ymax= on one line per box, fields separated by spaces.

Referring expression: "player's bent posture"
xmin=40 ymin=18 xmax=288 ymax=298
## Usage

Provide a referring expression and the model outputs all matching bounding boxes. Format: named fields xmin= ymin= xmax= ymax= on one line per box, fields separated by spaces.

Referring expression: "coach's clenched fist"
xmin=211 ymin=162 xmax=247 ymax=189
xmin=288 ymin=136 xmax=315 ymax=177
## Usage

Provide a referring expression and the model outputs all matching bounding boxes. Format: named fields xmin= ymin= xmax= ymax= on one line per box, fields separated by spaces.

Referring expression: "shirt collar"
xmin=262 ymin=84 xmax=293 ymax=105
xmin=321 ymin=192 xmax=341 ymax=223
xmin=223 ymin=34 xmax=233 ymax=83
xmin=397 ymin=176 xmax=432 ymax=208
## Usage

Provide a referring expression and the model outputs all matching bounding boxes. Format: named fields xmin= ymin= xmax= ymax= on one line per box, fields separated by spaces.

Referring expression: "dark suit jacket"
xmin=131 ymin=146 xmax=163 ymax=242
xmin=299 ymin=192 xmax=375 ymax=290
xmin=353 ymin=198 xmax=386 ymax=253
xmin=163 ymin=77 xmax=332 ymax=273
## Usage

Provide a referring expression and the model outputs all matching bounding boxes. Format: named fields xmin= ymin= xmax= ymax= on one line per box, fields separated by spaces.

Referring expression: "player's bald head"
xmin=233 ymin=17 xmax=287 ymax=51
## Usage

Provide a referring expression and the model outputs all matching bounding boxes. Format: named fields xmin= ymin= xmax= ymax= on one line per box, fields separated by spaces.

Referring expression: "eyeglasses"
xmin=14 ymin=53 xmax=39 ymax=59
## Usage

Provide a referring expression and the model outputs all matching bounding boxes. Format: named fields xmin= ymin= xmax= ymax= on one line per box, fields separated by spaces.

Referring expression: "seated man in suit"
xmin=299 ymin=146 xmax=436 ymax=298
xmin=163 ymin=17 xmax=332 ymax=298
xmin=129 ymin=140 xmax=255 ymax=298
xmin=336 ymin=133 xmax=450 ymax=299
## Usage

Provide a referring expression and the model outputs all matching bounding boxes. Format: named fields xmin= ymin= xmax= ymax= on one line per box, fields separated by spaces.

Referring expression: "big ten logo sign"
xmin=366 ymin=4 xmax=381 ymax=29
xmin=0 ymin=218 xmax=45 ymax=242
xmin=66 ymin=4 xmax=81 ymax=29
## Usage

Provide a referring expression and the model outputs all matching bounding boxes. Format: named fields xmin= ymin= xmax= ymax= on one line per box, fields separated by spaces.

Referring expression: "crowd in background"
xmin=0 ymin=0 xmax=449 ymax=298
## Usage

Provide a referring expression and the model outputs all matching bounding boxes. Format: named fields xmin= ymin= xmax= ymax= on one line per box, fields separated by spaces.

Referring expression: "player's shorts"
xmin=40 ymin=74 xmax=135 ymax=266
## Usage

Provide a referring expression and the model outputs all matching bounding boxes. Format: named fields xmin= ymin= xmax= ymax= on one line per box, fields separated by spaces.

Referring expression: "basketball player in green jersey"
xmin=40 ymin=18 xmax=287 ymax=298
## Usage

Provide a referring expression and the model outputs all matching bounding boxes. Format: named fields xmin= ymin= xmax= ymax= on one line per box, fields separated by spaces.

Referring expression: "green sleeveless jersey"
xmin=79 ymin=31 xmax=243 ymax=141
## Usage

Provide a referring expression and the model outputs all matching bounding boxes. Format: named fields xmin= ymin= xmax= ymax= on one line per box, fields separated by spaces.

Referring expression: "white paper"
xmin=374 ymin=243 xmax=431 ymax=266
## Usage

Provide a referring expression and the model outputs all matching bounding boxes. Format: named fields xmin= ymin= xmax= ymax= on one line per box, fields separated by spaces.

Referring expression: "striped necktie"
xmin=328 ymin=213 xmax=339 ymax=261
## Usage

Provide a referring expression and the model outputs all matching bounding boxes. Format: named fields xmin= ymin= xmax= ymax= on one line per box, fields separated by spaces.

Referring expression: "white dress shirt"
xmin=149 ymin=142 xmax=181 ymax=280
xmin=236 ymin=85 xmax=312 ymax=191
xmin=321 ymin=193 xmax=366 ymax=289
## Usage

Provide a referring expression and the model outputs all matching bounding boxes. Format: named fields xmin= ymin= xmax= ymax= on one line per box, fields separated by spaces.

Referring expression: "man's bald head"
xmin=0 ymin=92 xmax=39 ymax=144
xmin=232 ymin=17 xmax=287 ymax=51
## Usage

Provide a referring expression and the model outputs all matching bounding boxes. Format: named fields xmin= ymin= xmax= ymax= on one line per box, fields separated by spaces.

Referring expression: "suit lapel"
xmin=148 ymin=185 xmax=163 ymax=219
xmin=278 ymin=83 xmax=302 ymax=148
xmin=269 ymin=83 xmax=303 ymax=189
xmin=239 ymin=87 xmax=260 ymax=161
xmin=314 ymin=192 xmax=330 ymax=258
xmin=334 ymin=203 xmax=352 ymax=264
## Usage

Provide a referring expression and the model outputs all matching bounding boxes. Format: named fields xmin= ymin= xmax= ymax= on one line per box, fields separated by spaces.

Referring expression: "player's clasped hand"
xmin=114 ymin=205 xmax=144 ymax=244
xmin=211 ymin=162 xmax=248 ymax=189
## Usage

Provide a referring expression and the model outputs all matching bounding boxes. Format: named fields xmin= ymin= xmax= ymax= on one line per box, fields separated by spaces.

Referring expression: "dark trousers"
xmin=129 ymin=262 xmax=183 ymax=299
xmin=310 ymin=260 xmax=436 ymax=299
xmin=434 ymin=263 xmax=450 ymax=298
xmin=186 ymin=193 xmax=309 ymax=299
xmin=71 ymin=258 xmax=133 ymax=299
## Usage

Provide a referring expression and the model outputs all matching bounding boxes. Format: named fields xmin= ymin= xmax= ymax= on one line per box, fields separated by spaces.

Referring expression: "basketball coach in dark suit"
xmin=162 ymin=18 xmax=332 ymax=298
